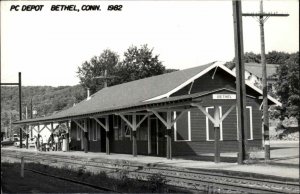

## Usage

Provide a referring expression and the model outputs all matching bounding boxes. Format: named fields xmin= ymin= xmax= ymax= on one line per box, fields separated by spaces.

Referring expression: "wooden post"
xmin=19 ymin=72 xmax=22 ymax=149
xmin=26 ymin=133 xmax=29 ymax=149
xmin=30 ymin=99 xmax=33 ymax=138
xmin=132 ymin=130 xmax=137 ymax=157
xmin=84 ymin=132 xmax=88 ymax=153
xmin=20 ymin=156 xmax=24 ymax=178
xmin=150 ymin=110 xmax=183 ymax=160
xmin=119 ymin=113 xmax=150 ymax=157
xmin=132 ymin=115 xmax=137 ymax=157
xmin=242 ymin=0 xmax=289 ymax=162
xmin=259 ymin=0 xmax=270 ymax=161
xmin=233 ymin=0 xmax=247 ymax=164
xmin=66 ymin=121 xmax=70 ymax=151
xmin=106 ymin=131 xmax=109 ymax=154
xmin=166 ymin=111 xmax=172 ymax=160
xmin=83 ymin=119 xmax=88 ymax=153
xmin=105 ymin=117 xmax=110 ymax=155
xmin=147 ymin=117 xmax=151 ymax=155
xmin=66 ymin=132 xmax=70 ymax=151
xmin=214 ymin=106 xmax=220 ymax=163
xmin=37 ymin=125 xmax=40 ymax=150
xmin=51 ymin=123 xmax=54 ymax=147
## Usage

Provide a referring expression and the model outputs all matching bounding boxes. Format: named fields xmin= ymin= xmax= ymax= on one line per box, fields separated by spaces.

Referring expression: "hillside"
xmin=1 ymin=85 xmax=86 ymax=132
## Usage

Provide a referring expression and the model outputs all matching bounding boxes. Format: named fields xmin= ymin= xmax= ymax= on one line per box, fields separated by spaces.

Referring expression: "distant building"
xmin=231 ymin=63 xmax=279 ymax=94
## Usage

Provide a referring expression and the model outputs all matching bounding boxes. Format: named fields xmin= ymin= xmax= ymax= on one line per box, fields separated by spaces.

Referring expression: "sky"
xmin=1 ymin=0 xmax=299 ymax=86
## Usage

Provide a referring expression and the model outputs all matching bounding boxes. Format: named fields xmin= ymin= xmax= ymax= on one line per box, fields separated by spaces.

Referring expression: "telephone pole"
xmin=243 ymin=0 xmax=289 ymax=160
xmin=30 ymin=98 xmax=33 ymax=137
xmin=232 ymin=0 xmax=247 ymax=164
xmin=94 ymin=69 xmax=118 ymax=88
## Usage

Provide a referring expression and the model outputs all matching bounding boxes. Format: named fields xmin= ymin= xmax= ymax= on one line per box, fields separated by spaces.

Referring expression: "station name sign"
xmin=213 ymin=94 xmax=236 ymax=100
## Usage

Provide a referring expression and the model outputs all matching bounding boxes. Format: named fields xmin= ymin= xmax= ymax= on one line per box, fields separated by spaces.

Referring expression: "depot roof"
xmin=14 ymin=61 xmax=281 ymax=125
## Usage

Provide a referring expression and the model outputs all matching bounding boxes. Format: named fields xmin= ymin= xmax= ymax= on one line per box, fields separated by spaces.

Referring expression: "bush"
xmin=116 ymin=170 xmax=130 ymax=189
xmin=77 ymin=166 xmax=85 ymax=177
xmin=147 ymin=173 xmax=168 ymax=192
xmin=98 ymin=171 xmax=108 ymax=179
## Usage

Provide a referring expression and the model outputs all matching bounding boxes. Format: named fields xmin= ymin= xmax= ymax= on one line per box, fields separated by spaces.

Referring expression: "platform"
xmin=1 ymin=140 xmax=299 ymax=180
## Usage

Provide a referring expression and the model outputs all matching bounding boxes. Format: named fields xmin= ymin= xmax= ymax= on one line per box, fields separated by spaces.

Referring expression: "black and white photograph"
xmin=1 ymin=0 xmax=299 ymax=193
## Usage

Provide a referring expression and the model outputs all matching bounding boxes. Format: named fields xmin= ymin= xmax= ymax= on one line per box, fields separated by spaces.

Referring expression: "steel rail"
xmin=3 ymin=152 xmax=299 ymax=188
xmin=4 ymin=153 xmax=282 ymax=193
xmin=2 ymin=151 xmax=299 ymax=193
xmin=3 ymin=151 xmax=298 ymax=185
xmin=24 ymin=168 xmax=117 ymax=192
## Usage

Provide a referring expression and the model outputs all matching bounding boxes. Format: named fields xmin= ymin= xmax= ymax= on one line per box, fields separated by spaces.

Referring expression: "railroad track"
xmin=24 ymin=168 xmax=116 ymax=192
xmin=2 ymin=150 xmax=299 ymax=193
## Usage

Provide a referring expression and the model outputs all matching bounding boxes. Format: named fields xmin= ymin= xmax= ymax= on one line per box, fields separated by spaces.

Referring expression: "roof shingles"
xmin=15 ymin=63 xmax=213 ymax=124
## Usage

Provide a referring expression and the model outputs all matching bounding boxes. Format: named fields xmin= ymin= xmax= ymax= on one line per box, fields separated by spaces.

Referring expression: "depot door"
xmin=150 ymin=118 xmax=166 ymax=156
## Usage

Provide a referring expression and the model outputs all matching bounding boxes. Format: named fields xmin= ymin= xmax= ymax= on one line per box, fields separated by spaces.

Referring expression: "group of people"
xmin=34 ymin=133 xmax=67 ymax=152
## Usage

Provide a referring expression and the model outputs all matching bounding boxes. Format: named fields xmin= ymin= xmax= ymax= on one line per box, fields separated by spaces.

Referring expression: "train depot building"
xmin=14 ymin=62 xmax=280 ymax=160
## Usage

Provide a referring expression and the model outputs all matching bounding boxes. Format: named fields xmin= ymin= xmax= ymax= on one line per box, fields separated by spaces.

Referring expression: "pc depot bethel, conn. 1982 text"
xmin=10 ymin=5 xmax=123 ymax=12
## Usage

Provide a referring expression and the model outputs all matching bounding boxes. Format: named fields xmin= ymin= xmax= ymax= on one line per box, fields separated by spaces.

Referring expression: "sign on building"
xmin=213 ymin=94 xmax=236 ymax=100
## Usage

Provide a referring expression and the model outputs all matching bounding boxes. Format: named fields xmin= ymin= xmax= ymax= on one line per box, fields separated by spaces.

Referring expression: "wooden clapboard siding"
xmin=247 ymin=139 xmax=263 ymax=149
xmin=189 ymin=69 xmax=236 ymax=95
xmin=175 ymin=111 xmax=189 ymax=141
xmin=112 ymin=139 xmax=131 ymax=154
xmin=111 ymin=140 xmax=148 ymax=155
xmin=70 ymin=121 xmax=77 ymax=139
xmin=171 ymin=78 xmax=263 ymax=156
xmin=136 ymin=141 xmax=149 ymax=155
xmin=172 ymin=82 xmax=192 ymax=96
xmin=222 ymin=106 xmax=238 ymax=141
xmin=70 ymin=140 xmax=81 ymax=151
xmin=190 ymin=108 xmax=206 ymax=141
xmin=70 ymin=121 xmax=81 ymax=151
xmin=170 ymin=68 xmax=260 ymax=100
xmin=89 ymin=141 xmax=101 ymax=152
xmin=172 ymin=139 xmax=262 ymax=156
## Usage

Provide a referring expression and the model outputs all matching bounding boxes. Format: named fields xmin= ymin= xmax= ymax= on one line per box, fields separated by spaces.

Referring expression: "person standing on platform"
xmin=47 ymin=136 xmax=52 ymax=151
xmin=46 ymin=143 xmax=50 ymax=151
xmin=58 ymin=134 xmax=61 ymax=151
xmin=34 ymin=135 xmax=38 ymax=151
xmin=42 ymin=135 xmax=46 ymax=151
xmin=54 ymin=134 xmax=59 ymax=151
xmin=39 ymin=135 xmax=43 ymax=151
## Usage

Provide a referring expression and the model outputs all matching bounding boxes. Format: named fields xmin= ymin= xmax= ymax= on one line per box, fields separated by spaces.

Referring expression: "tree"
xmin=113 ymin=45 xmax=165 ymax=84
xmin=266 ymin=51 xmax=290 ymax=65
xmin=77 ymin=49 xmax=119 ymax=94
xmin=77 ymin=45 xmax=166 ymax=93
xmin=244 ymin=52 xmax=261 ymax=63
xmin=228 ymin=51 xmax=290 ymax=66
xmin=275 ymin=52 xmax=299 ymax=123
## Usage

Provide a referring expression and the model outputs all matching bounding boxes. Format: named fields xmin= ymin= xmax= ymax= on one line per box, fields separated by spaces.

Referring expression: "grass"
xmin=1 ymin=161 xmax=173 ymax=193
xmin=1 ymin=162 xmax=105 ymax=193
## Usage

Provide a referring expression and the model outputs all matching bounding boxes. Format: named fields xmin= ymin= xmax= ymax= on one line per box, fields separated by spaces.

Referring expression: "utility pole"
xmin=30 ymin=99 xmax=33 ymax=119
xmin=19 ymin=72 xmax=22 ymax=148
xmin=25 ymin=106 xmax=28 ymax=149
xmin=243 ymin=0 xmax=289 ymax=161
xmin=30 ymin=98 xmax=33 ymax=137
xmin=232 ymin=0 xmax=247 ymax=164
xmin=0 ymin=72 xmax=22 ymax=148
xmin=10 ymin=113 xmax=12 ymax=139
xmin=25 ymin=106 xmax=28 ymax=120
xmin=94 ymin=69 xmax=118 ymax=88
